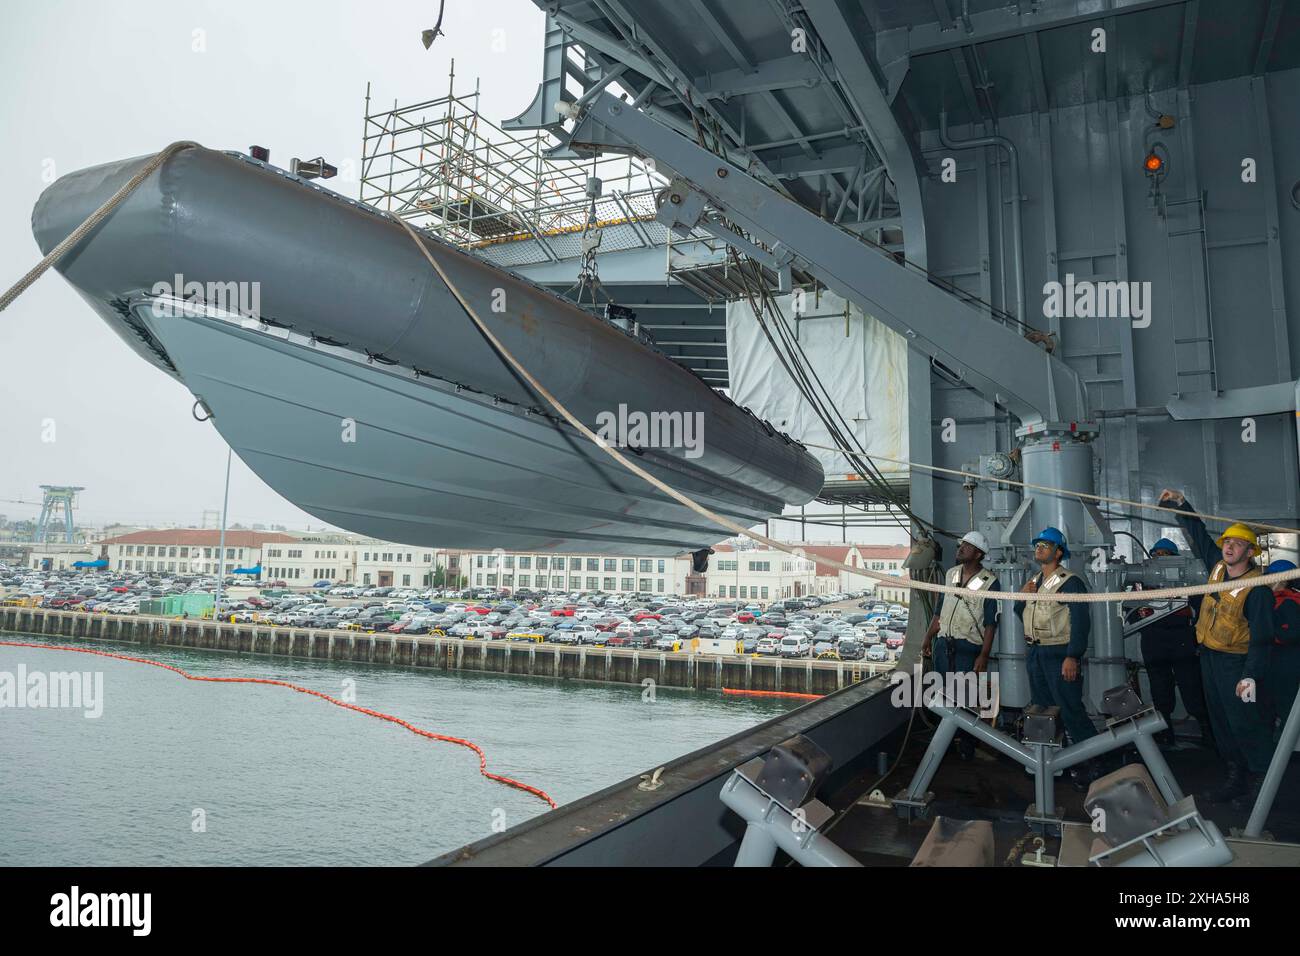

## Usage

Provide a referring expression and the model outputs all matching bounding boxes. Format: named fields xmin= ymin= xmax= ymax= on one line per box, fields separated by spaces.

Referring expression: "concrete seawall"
xmin=0 ymin=607 xmax=888 ymax=695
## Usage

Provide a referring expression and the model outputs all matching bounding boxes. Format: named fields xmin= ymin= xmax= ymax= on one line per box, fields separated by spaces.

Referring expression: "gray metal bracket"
xmin=720 ymin=758 xmax=862 ymax=867
xmin=895 ymin=701 xmax=1180 ymax=836
xmin=1090 ymin=796 xmax=1233 ymax=867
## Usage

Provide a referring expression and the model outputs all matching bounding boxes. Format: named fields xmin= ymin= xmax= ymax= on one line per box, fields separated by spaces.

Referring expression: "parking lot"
xmin=1 ymin=565 xmax=908 ymax=661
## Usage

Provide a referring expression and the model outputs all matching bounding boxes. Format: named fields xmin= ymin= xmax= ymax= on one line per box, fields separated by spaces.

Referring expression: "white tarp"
xmin=726 ymin=290 xmax=909 ymax=483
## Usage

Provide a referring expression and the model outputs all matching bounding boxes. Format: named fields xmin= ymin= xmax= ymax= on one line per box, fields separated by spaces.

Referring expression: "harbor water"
xmin=0 ymin=635 xmax=797 ymax=865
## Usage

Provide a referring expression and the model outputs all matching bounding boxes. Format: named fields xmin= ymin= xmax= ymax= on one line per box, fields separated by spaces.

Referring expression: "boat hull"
xmin=136 ymin=303 xmax=786 ymax=554
xmin=32 ymin=146 xmax=823 ymax=551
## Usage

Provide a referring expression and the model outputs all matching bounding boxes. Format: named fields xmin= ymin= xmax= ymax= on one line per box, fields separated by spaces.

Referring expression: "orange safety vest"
xmin=1195 ymin=562 xmax=1261 ymax=654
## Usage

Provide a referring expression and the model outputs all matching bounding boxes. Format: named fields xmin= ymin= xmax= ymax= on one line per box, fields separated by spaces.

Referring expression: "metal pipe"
xmin=214 ymin=447 xmax=231 ymax=620
xmin=834 ymin=154 xmax=867 ymax=224
xmin=720 ymin=773 xmax=861 ymax=867
xmin=1245 ymin=678 xmax=1300 ymax=837
xmin=939 ymin=111 xmax=1025 ymax=323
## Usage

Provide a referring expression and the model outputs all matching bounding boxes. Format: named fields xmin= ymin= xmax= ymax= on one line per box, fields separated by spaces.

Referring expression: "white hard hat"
xmin=959 ymin=531 xmax=990 ymax=554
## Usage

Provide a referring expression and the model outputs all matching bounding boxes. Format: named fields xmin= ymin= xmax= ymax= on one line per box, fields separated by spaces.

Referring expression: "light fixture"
xmin=290 ymin=157 xmax=337 ymax=181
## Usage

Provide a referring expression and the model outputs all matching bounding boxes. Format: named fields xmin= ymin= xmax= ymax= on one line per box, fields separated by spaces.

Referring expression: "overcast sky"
xmin=0 ymin=0 xmax=545 ymax=529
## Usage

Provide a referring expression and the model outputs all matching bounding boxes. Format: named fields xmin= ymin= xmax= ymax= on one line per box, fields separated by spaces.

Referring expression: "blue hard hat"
xmin=1151 ymin=538 xmax=1179 ymax=555
xmin=1031 ymin=527 xmax=1070 ymax=559
xmin=1266 ymin=559 xmax=1297 ymax=575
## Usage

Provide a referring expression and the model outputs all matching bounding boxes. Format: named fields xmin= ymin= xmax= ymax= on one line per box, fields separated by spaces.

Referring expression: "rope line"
xmin=801 ymin=441 xmax=1300 ymax=537
xmin=393 ymin=216 xmax=1300 ymax=605
xmin=0 ymin=640 xmax=557 ymax=808
xmin=0 ymin=141 xmax=200 ymax=313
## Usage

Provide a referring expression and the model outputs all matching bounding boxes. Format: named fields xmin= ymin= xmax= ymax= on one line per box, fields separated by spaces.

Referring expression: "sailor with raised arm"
xmin=1159 ymin=489 xmax=1274 ymax=810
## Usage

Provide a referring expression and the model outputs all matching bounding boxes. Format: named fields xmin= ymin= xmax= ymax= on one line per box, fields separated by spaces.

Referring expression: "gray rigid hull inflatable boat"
xmin=33 ymin=146 xmax=823 ymax=554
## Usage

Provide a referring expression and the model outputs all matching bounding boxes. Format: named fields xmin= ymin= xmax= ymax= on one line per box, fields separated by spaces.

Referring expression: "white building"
xmin=465 ymin=550 xmax=692 ymax=596
xmin=103 ymin=529 xmax=297 ymax=575
xmin=26 ymin=544 xmax=99 ymax=572
xmin=704 ymin=543 xmax=911 ymax=602
xmin=833 ymin=544 xmax=912 ymax=601
xmin=706 ymin=545 xmax=821 ymax=601
xmin=259 ymin=536 xmax=467 ymax=588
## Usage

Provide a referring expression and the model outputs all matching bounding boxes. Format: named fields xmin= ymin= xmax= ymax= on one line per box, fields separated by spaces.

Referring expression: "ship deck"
xmin=821 ymin=717 xmax=1300 ymax=867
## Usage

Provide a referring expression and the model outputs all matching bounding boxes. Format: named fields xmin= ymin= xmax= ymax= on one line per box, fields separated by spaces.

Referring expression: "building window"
xmin=603 ymin=577 xmax=615 ymax=591
xmin=603 ymin=559 xmax=616 ymax=572
xmin=761 ymin=587 xmax=769 ymax=599
xmin=586 ymin=576 xmax=599 ymax=590
xmin=718 ymin=560 xmax=737 ymax=571
xmin=620 ymin=577 xmax=633 ymax=592
xmin=621 ymin=559 xmax=634 ymax=573
xmin=639 ymin=559 xmax=651 ymax=573
xmin=656 ymin=579 xmax=664 ymax=592
xmin=657 ymin=560 xmax=665 ymax=574
xmin=748 ymin=561 xmax=770 ymax=572
xmin=638 ymin=578 xmax=651 ymax=592
xmin=518 ymin=574 xmax=530 ymax=587
xmin=740 ymin=586 xmax=748 ymax=598
xmin=586 ymin=558 xmax=598 ymax=571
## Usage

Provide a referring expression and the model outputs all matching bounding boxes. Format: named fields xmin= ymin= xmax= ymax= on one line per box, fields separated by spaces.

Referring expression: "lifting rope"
xmin=0 ymin=639 xmax=557 ymax=809
xmin=2 ymin=140 xmax=1296 ymax=608
xmin=0 ymin=141 xmax=200 ymax=314
xmin=800 ymin=441 xmax=1300 ymax=538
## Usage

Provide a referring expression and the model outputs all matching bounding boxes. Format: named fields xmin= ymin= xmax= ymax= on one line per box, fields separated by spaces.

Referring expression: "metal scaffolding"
xmin=360 ymin=66 xmax=666 ymax=268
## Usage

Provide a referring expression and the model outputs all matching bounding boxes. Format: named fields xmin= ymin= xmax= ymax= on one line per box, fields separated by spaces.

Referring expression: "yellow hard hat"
xmin=1216 ymin=523 xmax=1259 ymax=554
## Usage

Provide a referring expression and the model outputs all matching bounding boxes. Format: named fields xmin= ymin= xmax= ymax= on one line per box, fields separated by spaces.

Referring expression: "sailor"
xmin=922 ymin=531 xmax=1001 ymax=760
xmin=1134 ymin=538 xmax=1212 ymax=751
xmin=1159 ymin=489 xmax=1274 ymax=809
xmin=1013 ymin=527 xmax=1098 ymax=790
xmin=1263 ymin=559 xmax=1300 ymax=740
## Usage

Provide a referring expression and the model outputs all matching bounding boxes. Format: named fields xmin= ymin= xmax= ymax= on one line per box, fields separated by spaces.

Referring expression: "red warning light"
xmin=1144 ymin=153 xmax=1163 ymax=173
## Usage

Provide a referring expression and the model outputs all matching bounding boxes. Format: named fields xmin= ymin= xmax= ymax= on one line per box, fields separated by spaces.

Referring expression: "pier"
xmin=0 ymin=607 xmax=885 ymax=695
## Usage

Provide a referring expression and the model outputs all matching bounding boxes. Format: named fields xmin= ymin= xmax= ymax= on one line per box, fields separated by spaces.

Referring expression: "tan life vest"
xmin=1195 ymin=562 xmax=1261 ymax=654
xmin=1024 ymin=568 xmax=1078 ymax=646
xmin=937 ymin=565 xmax=997 ymax=644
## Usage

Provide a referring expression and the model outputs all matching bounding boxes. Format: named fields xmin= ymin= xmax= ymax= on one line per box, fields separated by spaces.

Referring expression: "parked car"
xmin=779 ymin=634 xmax=811 ymax=658
xmin=866 ymin=644 xmax=889 ymax=662
xmin=837 ymin=639 xmax=865 ymax=661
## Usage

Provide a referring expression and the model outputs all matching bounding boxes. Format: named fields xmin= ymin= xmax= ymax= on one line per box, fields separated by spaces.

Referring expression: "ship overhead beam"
xmin=797 ymin=0 xmax=929 ymax=268
xmin=885 ymin=0 xmax=1191 ymax=58
xmin=566 ymin=93 xmax=1088 ymax=428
